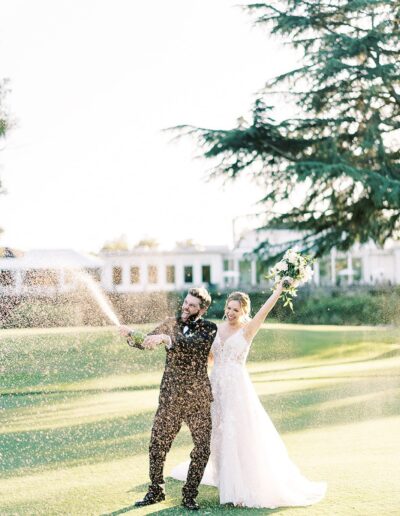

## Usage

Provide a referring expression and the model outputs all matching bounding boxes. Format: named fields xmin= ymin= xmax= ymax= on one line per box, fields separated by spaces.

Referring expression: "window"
xmin=184 ymin=266 xmax=193 ymax=283
xmin=352 ymin=258 xmax=362 ymax=282
xmin=318 ymin=258 xmax=330 ymax=285
xmin=166 ymin=265 xmax=175 ymax=284
xmin=202 ymin=265 xmax=211 ymax=283
xmin=86 ymin=268 xmax=101 ymax=282
xmin=256 ymin=260 xmax=263 ymax=284
xmin=23 ymin=269 xmax=58 ymax=287
xmin=112 ymin=266 xmax=122 ymax=285
xmin=130 ymin=266 xmax=140 ymax=284
xmin=239 ymin=260 xmax=251 ymax=285
xmin=148 ymin=265 xmax=158 ymax=284
xmin=64 ymin=269 xmax=74 ymax=284
xmin=0 ymin=270 xmax=15 ymax=287
xmin=335 ymin=258 xmax=347 ymax=286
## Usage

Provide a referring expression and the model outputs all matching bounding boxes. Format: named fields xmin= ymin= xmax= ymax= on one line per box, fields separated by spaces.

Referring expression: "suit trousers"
xmin=148 ymin=400 xmax=212 ymax=499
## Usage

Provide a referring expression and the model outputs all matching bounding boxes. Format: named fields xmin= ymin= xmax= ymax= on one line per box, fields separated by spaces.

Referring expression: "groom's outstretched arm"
xmin=145 ymin=317 xmax=176 ymax=349
xmin=119 ymin=320 xmax=172 ymax=350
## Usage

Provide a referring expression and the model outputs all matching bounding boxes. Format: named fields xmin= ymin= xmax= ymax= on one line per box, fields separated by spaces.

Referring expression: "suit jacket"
xmin=148 ymin=316 xmax=217 ymax=411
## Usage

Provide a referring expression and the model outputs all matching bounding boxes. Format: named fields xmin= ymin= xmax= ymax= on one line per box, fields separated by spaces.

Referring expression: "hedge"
xmin=1 ymin=286 xmax=399 ymax=329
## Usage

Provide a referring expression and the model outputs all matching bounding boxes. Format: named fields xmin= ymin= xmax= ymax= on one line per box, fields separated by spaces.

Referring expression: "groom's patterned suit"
xmin=144 ymin=315 xmax=217 ymax=501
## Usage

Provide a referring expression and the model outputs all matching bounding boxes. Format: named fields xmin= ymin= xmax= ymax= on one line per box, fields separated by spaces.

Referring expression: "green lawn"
xmin=1 ymin=323 xmax=399 ymax=515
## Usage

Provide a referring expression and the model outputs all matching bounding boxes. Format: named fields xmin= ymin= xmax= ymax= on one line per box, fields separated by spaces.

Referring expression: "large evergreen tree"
xmin=180 ymin=0 xmax=400 ymax=260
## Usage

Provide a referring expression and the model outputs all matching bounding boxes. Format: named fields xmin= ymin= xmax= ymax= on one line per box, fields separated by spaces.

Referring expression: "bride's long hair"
xmin=225 ymin=291 xmax=252 ymax=323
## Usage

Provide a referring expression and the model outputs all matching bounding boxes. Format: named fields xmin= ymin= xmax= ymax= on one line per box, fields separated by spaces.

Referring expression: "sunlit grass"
xmin=1 ymin=324 xmax=399 ymax=515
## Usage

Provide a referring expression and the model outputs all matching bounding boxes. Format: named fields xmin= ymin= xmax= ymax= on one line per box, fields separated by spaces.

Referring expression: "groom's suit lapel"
xmin=184 ymin=318 xmax=202 ymax=338
xmin=176 ymin=317 xmax=201 ymax=339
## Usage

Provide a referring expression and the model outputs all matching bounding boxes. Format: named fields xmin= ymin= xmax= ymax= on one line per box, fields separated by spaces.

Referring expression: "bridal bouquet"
xmin=266 ymin=249 xmax=314 ymax=310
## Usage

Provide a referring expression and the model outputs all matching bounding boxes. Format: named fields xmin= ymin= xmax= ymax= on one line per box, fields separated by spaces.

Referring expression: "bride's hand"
xmin=280 ymin=277 xmax=299 ymax=290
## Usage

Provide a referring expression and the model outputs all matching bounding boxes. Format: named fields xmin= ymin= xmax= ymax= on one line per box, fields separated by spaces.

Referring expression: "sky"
xmin=0 ymin=0 xmax=297 ymax=253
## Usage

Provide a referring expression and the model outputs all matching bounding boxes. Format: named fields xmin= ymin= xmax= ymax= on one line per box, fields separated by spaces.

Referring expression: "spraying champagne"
xmin=76 ymin=271 xmax=145 ymax=350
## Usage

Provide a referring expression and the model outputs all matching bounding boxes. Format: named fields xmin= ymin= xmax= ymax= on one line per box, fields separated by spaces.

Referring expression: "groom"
xmin=120 ymin=287 xmax=217 ymax=511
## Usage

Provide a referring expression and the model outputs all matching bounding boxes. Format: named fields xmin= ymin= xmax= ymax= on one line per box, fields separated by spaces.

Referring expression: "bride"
xmin=171 ymin=283 xmax=327 ymax=508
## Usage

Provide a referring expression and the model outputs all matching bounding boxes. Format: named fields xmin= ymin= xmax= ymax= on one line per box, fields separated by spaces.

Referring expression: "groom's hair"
xmin=188 ymin=287 xmax=212 ymax=309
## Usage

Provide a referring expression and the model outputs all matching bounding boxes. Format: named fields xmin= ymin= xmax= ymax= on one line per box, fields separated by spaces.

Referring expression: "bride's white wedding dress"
xmin=171 ymin=328 xmax=327 ymax=508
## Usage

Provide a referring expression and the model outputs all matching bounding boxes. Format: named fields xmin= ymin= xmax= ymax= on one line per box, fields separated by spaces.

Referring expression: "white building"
xmin=100 ymin=245 xmax=228 ymax=293
xmin=234 ymin=229 xmax=400 ymax=287
xmin=0 ymin=232 xmax=399 ymax=298
xmin=0 ymin=249 xmax=102 ymax=297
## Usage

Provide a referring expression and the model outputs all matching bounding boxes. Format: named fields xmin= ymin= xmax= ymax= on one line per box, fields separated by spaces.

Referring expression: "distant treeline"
xmin=1 ymin=286 xmax=399 ymax=329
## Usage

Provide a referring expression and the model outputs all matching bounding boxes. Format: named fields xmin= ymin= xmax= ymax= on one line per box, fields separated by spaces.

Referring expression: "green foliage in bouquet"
xmin=279 ymin=282 xmax=298 ymax=312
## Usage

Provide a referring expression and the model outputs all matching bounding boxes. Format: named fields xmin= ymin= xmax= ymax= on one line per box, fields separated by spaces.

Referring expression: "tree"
xmin=175 ymin=239 xmax=198 ymax=249
xmin=134 ymin=238 xmax=159 ymax=249
xmin=178 ymin=1 xmax=400 ymax=262
xmin=100 ymin=235 xmax=129 ymax=252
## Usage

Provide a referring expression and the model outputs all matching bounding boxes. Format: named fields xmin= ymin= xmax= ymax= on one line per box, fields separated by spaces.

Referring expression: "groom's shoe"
xmin=182 ymin=497 xmax=199 ymax=511
xmin=134 ymin=490 xmax=165 ymax=507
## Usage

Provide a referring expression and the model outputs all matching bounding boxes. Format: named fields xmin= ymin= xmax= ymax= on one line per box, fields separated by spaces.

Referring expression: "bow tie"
xmin=178 ymin=318 xmax=198 ymax=331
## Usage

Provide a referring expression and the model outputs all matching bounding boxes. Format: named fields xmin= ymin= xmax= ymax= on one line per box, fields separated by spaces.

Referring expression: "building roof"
xmin=0 ymin=247 xmax=24 ymax=258
xmin=0 ymin=249 xmax=103 ymax=270
xmin=100 ymin=245 xmax=230 ymax=257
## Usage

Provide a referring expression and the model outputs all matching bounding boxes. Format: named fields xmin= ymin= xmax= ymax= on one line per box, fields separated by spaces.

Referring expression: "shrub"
xmin=2 ymin=286 xmax=399 ymax=328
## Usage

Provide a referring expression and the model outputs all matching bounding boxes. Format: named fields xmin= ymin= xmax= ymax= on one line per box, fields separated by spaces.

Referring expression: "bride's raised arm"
xmin=243 ymin=281 xmax=284 ymax=343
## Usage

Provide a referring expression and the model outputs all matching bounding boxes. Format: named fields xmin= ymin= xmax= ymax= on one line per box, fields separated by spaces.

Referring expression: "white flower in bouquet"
xmin=276 ymin=260 xmax=288 ymax=272
xmin=265 ymin=249 xmax=315 ymax=310
xmin=284 ymin=249 xmax=299 ymax=265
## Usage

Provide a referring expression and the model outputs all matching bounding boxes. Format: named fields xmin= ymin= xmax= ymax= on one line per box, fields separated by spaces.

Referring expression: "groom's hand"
xmin=143 ymin=334 xmax=170 ymax=349
xmin=119 ymin=325 xmax=132 ymax=337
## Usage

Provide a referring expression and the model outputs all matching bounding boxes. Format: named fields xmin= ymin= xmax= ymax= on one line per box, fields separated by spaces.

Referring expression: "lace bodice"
xmin=211 ymin=328 xmax=250 ymax=367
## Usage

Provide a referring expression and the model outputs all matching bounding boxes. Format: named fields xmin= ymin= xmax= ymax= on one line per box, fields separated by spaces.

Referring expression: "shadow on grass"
xmin=148 ymin=506 xmax=288 ymax=515
xmin=251 ymin=345 xmax=400 ymax=378
xmin=100 ymin=503 xmax=137 ymax=515
xmin=1 ymin=384 xmax=161 ymax=397
xmin=3 ymin=326 xmax=397 ymax=392
xmin=3 ymin=372 xmax=400 ymax=479
xmin=0 ymin=383 xmax=161 ymax=411
xmin=2 ymin=349 xmax=400 ymax=482
xmin=248 ymin=328 xmax=382 ymax=361
xmin=1 ymin=333 xmax=166 ymax=392
xmin=261 ymin=374 xmax=400 ymax=433
xmin=103 ymin=479 xmax=289 ymax=515
xmin=0 ymin=410 xmax=157 ymax=476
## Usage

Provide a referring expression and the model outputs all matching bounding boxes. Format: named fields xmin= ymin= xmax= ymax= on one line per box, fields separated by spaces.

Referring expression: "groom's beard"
xmin=180 ymin=309 xmax=201 ymax=323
